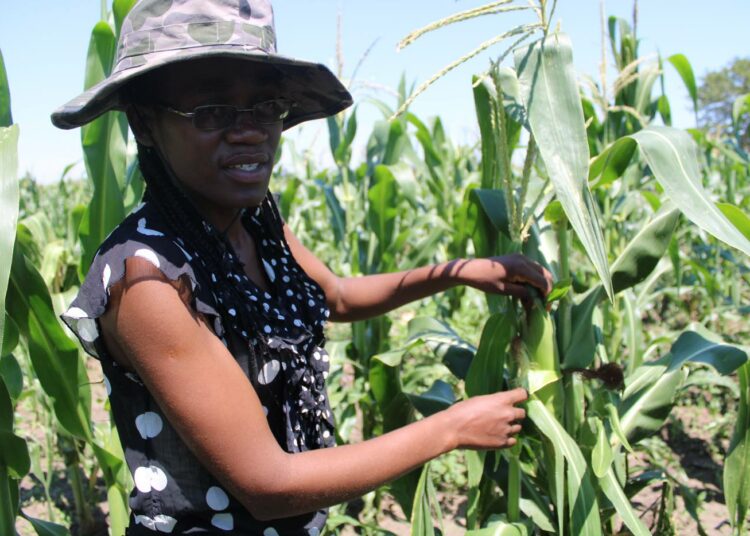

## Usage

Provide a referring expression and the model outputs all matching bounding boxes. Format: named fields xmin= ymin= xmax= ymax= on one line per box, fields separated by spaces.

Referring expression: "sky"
xmin=1 ymin=0 xmax=748 ymax=183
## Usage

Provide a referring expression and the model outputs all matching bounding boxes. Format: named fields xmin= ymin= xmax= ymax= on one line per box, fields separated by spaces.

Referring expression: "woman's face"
xmin=133 ymin=58 xmax=284 ymax=229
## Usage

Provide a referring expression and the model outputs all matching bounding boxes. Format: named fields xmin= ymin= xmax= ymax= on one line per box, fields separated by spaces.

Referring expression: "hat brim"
xmin=50 ymin=46 xmax=352 ymax=130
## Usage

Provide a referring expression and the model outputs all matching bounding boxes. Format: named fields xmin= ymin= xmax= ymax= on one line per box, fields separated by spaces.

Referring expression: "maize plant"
xmin=375 ymin=1 xmax=750 ymax=534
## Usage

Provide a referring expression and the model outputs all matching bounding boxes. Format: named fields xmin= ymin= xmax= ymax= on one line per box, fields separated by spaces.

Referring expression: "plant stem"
xmin=507 ymin=445 xmax=522 ymax=522
xmin=63 ymin=438 xmax=94 ymax=533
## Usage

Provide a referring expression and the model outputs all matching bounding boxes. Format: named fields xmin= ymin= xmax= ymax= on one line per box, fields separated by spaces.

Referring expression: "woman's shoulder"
xmin=62 ymin=201 xmax=219 ymax=359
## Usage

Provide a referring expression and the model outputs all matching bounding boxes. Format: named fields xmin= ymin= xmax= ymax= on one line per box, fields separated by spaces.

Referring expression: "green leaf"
xmin=1 ymin=315 xmax=19 ymax=357
xmin=562 ymin=286 xmax=604 ymax=369
xmin=7 ymin=239 xmax=92 ymax=440
xmin=618 ymin=358 xmax=687 ymax=443
xmin=466 ymin=312 xmax=515 ymax=397
xmin=0 ymin=125 xmax=19 ymax=357
xmin=0 ymin=379 xmax=29 ymax=478
xmin=598 ymin=466 xmax=652 ymax=536
xmin=515 ymin=34 xmax=612 ymax=298
xmin=543 ymin=200 xmax=565 ymax=224
xmin=315 ymin=180 xmax=346 ymax=245
xmin=407 ymin=317 xmax=475 ymax=380
xmin=546 ymin=279 xmax=571 ymax=304
xmin=367 ymin=165 xmax=399 ymax=263
xmin=470 ymin=189 xmax=511 ymax=238
xmin=113 ymin=0 xmax=138 ymax=36
xmin=22 ymin=514 xmax=71 ymax=536
xmin=0 ymin=50 xmax=12 ymax=127
xmin=465 ymin=518 xmax=530 ymax=536
xmin=610 ymin=207 xmax=680 ymax=293
xmin=407 ymin=380 xmax=455 ymax=417
xmin=369 ymin=353 xmax=418 ymax=517
xmin=382 ymin=119 xmax=409 ymax=166
xmin=0 ymin=354 xmax=22 ymax=401
xmin=592 ymin=418 xmax=613 ymax=478
xmin=588 ymin=137 xmax=637 ymax=186
xmin=473 ymin=75 xmax=500 ymax=190
xmin=410 ymin=463 xmax=436 ymax=536
xmin=724 ymin=361 xmax=750 ymax=532
xmin=527 ymin=399 xmax=601 ymax=535
xmin=657 ymin=95 xmax=672 ymax=126
xmin=79 ymin=21 xmax=127 ymax=274
xmin=629 ymin=127 xmax=750 ymax=257
xmin=717 ymin=202 xmax=750 ymax=241
xmin=668 ymin=329 xmax=748 ymax=376
xmin=667 ymin=54 xmax=698 ymax=112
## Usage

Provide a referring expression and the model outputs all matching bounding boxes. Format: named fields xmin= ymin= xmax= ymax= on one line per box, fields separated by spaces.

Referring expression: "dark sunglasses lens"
xmin=254 ymin=100 xmax=291 ymax=123
xmin=194 ymin=106 xmax=235 ymax=129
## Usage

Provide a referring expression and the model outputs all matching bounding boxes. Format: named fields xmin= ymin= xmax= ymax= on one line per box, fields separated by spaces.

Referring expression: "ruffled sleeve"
xmin=61 ymin=203 xmax=221 ymax=360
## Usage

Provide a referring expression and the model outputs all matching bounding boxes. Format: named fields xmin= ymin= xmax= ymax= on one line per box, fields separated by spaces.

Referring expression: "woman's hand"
xmin=444 ymin=388 xmax=528 ymax=450
xmin=456 ymin=254 xmax=553 ymax=304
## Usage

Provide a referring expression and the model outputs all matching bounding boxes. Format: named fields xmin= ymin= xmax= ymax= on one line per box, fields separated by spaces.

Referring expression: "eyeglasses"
xmin=161 ymin=99 xmax=293 ymax=130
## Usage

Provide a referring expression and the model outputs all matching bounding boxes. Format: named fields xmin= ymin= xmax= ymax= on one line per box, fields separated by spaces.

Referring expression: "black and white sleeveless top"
xmin=62 ymin=194 xmax=334 ymax=535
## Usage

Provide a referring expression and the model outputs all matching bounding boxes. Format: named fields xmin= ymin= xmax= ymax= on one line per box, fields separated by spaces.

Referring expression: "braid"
xmin=135 ymin=143 xmax=258 ymax=335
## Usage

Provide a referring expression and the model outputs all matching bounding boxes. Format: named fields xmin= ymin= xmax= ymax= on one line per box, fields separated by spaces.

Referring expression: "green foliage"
xmin=698 ymin=57 xmax=750 ymax=147
xmin=6 ymin=1 xmax=750 ymax=533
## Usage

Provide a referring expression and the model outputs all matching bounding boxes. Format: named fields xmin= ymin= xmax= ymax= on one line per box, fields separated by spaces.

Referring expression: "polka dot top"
xmin=62 ymin=194 xmax=334 ymax=535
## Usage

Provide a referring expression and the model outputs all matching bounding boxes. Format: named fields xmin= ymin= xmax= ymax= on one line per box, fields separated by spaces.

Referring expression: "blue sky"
xmin=1 ymin=1 xmax=748 ymax=183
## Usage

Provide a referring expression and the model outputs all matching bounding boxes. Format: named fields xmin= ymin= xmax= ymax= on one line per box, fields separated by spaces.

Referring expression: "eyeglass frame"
xmin=159 ymin=98 xmax=293 ymax=130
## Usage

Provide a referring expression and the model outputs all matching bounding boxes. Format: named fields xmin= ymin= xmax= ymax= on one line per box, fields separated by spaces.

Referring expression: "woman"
xmin=53 ymin=0 xmax=552 ymax=533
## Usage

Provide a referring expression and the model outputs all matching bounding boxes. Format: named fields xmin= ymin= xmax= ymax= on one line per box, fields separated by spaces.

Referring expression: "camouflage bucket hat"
xmin=51 ymin=0 xmax=352 ymax=130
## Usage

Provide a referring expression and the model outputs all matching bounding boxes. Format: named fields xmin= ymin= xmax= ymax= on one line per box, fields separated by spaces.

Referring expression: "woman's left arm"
xmin=284 ymin=224 xmax=553 ymax=322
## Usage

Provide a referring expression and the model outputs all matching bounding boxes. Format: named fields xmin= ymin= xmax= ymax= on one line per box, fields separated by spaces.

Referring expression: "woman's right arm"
xmin=100 ymin=257 xmax=527 ymax=521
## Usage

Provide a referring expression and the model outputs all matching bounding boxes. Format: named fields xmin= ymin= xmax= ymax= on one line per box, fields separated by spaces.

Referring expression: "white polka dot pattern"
xmin=102 ymin=264 xmax=111 ymax=289
xmin=135 ymin=248 xmax=161 ymax=268
xmin=76 ymin=318 xmax=99 ymax=343
xmin=133 ymin=514 xmax=177 ymax=533
xmin=263 ymin=528 xmax=280 ymax=536
xmin=206 ymin=486 xmax=230 ymax=510
xmin=133 ymin=465 xmax=168 ymax=493
xmin=263 ymin=258 xmax=276 ymax=282
xmin=211 ymin=513 xmax=234 ymax=531
xmin=137 ymin=217 xmax=165 ymax=237
xmin=135 ymin=412 xmax=164 ymax=439
xmin=258 ymin=360 xmax=280 ymax=385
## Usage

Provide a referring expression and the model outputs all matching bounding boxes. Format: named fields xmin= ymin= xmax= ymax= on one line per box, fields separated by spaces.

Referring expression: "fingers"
xmin=518 ymin=259 xmax=554 ymax=298
xmin=499 ymin=254 xmax=554 ymax=298
xmin=502 ymin=387 xmax=529 ymax=405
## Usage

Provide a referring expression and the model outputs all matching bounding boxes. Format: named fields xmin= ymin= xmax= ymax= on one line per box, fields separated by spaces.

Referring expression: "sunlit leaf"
xmin=0 ymin=125 xmax=19 ymax=356
xmin=619 ymin=358 xmax=687 ymax=443
xmin=724 ymin=362 xmax=750 ymax=532
xmin=668 ymin=329 xmax=747 ymax=376
xmin=717 ymin=202 xmax=750 ymax=241
xmin=527 ymin=399 xmax=601 ymax=535
xmin=7 ymin=236 xmax=92 ymax=440
xmin=610 ymin=206 xmax=680 ymax=293
xmin=630 ymin=127 xmax=750 ymax=257
xmin=667 ymin=54 xmax=698 ymax=112
xmin=515 ymin=34 xmax=612 ymax=298
xmin=22 ymin=515 xmax=70 ymax=536
xmin=598 ymin=466 xmax=651 ymax=536
xmin=0 ymin=50 xmax=12 ymax=127
xmin=591 ymin=418 xmax=613 ymax=478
